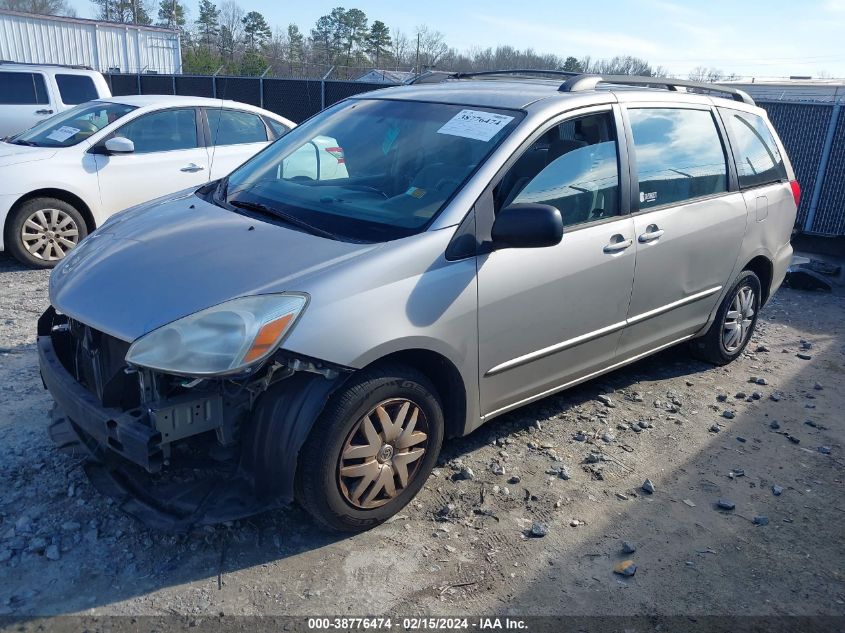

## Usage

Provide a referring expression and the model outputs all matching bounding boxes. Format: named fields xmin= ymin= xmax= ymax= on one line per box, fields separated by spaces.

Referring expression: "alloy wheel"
xmin=20 ymin=208 xmax=80 ymax=261
xmin=722 ymin=285 xmax=755 ymax=352
xmin=337 ymin=398 xmax=429 ymax=509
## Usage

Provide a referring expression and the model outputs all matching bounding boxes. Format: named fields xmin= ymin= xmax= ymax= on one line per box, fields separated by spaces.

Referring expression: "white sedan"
xmin=0 ymin=96 xmax=301 ymax=267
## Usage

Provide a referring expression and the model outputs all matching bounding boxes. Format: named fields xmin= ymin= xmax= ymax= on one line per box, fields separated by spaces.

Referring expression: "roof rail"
xmin=406 ymin=68 xmax=581 ymax=85
xmin=452 ymin=69 xmax=581 ymax=80
xmin=0 ymin=59 xmax=94 ymax=71
xmin=559 ymin=74 xmax=755 ymax=105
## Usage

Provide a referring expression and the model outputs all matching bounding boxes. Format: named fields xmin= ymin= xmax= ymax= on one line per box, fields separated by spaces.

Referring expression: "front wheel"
xmin=295 ymin=364 xmax=444 ymax=532
xmin=690 ymin=270 xmax=761 ymax=365
xmin=5 ymin=197 xmax=87 ymax=268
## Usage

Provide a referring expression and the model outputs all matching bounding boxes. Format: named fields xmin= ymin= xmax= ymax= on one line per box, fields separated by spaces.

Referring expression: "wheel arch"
xmin=742 ymin=254 xmax=774 ymax=305
xmin=361 ymin=349 xmax=468 ymax=440
xmin=7 ymin=189 xmax=97 ymax=236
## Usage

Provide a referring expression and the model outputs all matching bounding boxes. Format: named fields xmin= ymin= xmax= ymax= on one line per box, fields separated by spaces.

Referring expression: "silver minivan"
xmin=38 ymin=72 xmax=799 ymax=531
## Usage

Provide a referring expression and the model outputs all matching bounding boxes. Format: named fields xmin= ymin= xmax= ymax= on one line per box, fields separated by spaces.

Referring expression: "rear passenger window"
xmin=497 ymin=111 xmax=620 ymax=227
xmin=55 ymin=74 xmax=98 ymax=105
xmin=207 ymin=109 xmax=267 ymax=146
xmin=628 ymin=108 xmax=727 ymax=209
xmin=721 ymin=109 xmax=787 ymax=189
xmin=0 ymin=72 xmax=49 ymax=105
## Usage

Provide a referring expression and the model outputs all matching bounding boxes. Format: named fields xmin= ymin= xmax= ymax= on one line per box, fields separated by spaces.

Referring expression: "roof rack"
xmin=0 ymin=59 xmax=94 ymax=71
xmin=406 ymin=68 xmax=580 ymax=85
xmin=452 ymin=69 xmax=581 ymax=80
xmin=559 ymin=74 xmax=755 ymax=105
xmin=406 ymin=68 xmax=755 ymax=105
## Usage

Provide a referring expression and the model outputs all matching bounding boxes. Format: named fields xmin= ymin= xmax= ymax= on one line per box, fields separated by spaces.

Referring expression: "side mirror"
xmin=491 ymin=203 xmax=563 ymax=249
xmin=104 ymin=137 xmax=135 ymax=154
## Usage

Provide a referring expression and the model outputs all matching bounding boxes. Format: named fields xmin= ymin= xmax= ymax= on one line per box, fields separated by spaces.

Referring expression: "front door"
xmin=94 ymin=107 xmax=210 ymax=215
xmin=616 ymin=106 xmax=748 ymax=359
xmin=476 ymin=107 xmax=637 ymax=419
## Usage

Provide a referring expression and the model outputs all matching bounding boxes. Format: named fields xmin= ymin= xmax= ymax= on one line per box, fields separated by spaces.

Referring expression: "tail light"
xmin=325 ymin=146 xmax=345 ymax=164
xmin=790 ymin=180 xmax=801 ymax=207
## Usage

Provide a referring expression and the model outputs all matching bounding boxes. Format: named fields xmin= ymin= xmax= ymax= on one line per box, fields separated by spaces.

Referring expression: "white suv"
xmin=0 ymin=63 xmax=111 ymax=138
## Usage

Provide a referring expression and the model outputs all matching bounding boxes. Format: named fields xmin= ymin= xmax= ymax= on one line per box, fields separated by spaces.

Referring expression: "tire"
xmin=690 ymin=270 xmax=762 ymax=365
xmin=5 ymin=197 xmax=87 ymax=269
xmin=294 ymin=363 xmax=444 ymax=532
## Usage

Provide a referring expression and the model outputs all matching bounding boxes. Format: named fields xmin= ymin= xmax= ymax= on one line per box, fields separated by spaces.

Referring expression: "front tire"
xmin=295 ymin=364 xmax=444 ymax=532
xmin=690 ymin=270 xmax=761 ymax=365
xmin=5 ymin=197 xmax=87 ymax=269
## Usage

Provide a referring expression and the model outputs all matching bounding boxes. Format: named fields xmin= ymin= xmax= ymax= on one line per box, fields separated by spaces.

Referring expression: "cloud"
xmin=475 ymin=14 xmax=661 ymax=58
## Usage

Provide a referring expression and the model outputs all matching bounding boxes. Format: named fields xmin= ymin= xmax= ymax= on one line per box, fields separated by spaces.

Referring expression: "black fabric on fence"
xmin=324 ymin=80 xmax=389 ymax=107
xmin=175 ymin=75 xmax=214 ymax=98
xmin=140 ymin=74 xmax=175 ymax=95
xmin=813 ymin=111 xmax=845 ymax=236
xmin=261 ymin=78 xmax=323 ymax=123
xmin=214 ymin=77 xmax=261 ymax=107
xmin=107 ymin=74 xmax=139 ymax=96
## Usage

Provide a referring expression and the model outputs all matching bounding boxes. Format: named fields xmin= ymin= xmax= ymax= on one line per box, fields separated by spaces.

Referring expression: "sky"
xmin=67 ymin=0 xmax=845 ymax=78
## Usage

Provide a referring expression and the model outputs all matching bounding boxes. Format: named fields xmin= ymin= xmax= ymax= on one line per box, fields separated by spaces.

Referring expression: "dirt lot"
xmin=0 ymin=251 xmax=843 ymax=622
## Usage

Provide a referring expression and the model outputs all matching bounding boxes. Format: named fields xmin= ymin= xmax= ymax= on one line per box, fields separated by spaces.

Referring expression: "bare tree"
xmin=689 ymin=66 xmax=723 ymax=82
xmin=415 ymin=25 xmax=448 ymax=69
xmin=389 ymin=28 xmax=409 ymax=69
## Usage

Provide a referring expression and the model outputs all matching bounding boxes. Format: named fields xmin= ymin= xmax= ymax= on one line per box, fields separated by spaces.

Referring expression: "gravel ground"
xmin=0 ymin=252 xmax=843 ymax=621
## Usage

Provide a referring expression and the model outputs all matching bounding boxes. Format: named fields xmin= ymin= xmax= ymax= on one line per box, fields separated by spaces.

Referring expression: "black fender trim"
xmin=242 ymin=372 xmax=347 ymax=501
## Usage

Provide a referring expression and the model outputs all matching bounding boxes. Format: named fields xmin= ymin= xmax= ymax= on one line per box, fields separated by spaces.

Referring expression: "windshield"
xmin=11 ymin=101 xmax=136 ymax=148
xmin=222 ymin=99 xmax=522 ymax=242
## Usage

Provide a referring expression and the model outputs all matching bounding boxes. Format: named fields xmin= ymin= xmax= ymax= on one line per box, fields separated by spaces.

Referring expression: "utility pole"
xmin=415 ymin=32 xmax=420 ymax=74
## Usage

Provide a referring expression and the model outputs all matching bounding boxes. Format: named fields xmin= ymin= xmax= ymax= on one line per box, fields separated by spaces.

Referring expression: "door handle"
xmin=180 ymin=163 xmax=206 ymax=172
xmin=603 ymin=237 xmax=633 ymax=253
xmin=35 ymin=109 xmax=53 ymax=115
xmin=638 ymin=225 xmax=664 ymax=243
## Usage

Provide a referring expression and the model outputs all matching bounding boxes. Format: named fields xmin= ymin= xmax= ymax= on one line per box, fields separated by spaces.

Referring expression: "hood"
xmin=49 ymin=194 xmax=379 ymax=342
xmin=0 ymin=141 xmax=59 ymax=168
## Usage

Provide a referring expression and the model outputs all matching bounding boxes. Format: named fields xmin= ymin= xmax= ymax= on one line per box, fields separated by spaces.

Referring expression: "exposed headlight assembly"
xmin=125 ymin=293 xmax=307 ymax=376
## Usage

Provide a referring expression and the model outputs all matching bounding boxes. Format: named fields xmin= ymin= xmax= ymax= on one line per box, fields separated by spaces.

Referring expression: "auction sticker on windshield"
xmin=45 ymin=126 xmax=80 ymax=142
xmin=437 ymin=109 xmax=514 ymax=142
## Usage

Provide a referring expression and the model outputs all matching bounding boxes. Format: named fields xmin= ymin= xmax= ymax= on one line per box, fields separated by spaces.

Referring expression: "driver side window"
xmin=496 ymin=111 xmax=620 ymax=227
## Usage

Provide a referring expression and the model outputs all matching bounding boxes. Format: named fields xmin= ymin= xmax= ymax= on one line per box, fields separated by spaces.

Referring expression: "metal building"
xmin=0 ymin=10 xmax=182 ymax=74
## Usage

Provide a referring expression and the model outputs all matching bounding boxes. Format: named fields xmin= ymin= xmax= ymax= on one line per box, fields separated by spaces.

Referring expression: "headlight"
xmin=125 ymin=293 xmax=307 ymax=376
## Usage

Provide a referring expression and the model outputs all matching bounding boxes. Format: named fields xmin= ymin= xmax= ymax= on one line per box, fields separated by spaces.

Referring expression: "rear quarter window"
xmin=0 ymin=71 xmax=49 ymax=105
xmin=720 ymin=109 xmax=787 ymax=189
xmin=55 ymin=74 xmax=99 ymax=105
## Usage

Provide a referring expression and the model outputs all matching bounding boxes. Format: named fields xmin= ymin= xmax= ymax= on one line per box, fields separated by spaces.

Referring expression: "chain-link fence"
xmin=100 ymin=74 xmax=845 ymax=236
xmin=103 ymin=72 xmax=393 ymax=122
xmin=758 ymin=100 xmax=844 ymax=236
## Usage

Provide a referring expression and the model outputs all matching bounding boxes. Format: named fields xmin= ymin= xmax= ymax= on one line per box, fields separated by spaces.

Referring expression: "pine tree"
xmin=195 ymin=0 xmax=219 ymax=52
xmin=241 ymin=10 xmax=270 ymax=51
xmin=366 ymin=20 xmax=391 ymax=69
xmin=156 ymin=0 xmax=185 ymax=30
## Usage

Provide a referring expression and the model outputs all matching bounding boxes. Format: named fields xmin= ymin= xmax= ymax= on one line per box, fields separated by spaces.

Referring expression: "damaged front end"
xmin=37 ymin=306 xmax=348 ymax=531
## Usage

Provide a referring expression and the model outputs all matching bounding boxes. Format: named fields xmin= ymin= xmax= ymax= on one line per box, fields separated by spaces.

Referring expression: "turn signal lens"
xmin=243 ymin=313 xmax=294 ymax=363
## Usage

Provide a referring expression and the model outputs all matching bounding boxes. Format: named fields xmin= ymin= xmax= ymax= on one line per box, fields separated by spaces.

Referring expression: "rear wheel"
xmin=295 ymin=364 xmax=444 ymax=532
xmin=5 ymin=197 xmax=87 ymax=268
xmin=690 ymin=270 xmax=761 ymax=365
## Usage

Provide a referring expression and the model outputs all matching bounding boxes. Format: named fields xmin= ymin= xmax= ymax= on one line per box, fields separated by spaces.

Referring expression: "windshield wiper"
xmin=11 ymin=139 xmax=38 ymax=147
xmin=228 ymin=199 xmax=340 ymax=241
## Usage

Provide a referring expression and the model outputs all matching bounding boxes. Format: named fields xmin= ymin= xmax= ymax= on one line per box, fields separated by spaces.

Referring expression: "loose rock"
xmin=716 ymin=499 xmax=736 ymax=511
xmin=642 ymin=479 xmax=655 ymax=494
xmin=529 ymin=522 xmax=548 ymax=538
xmin=613 ymin=560 xmax=637 ymax=577
xmin=621 ymin=541 xmax=636 ymax=554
